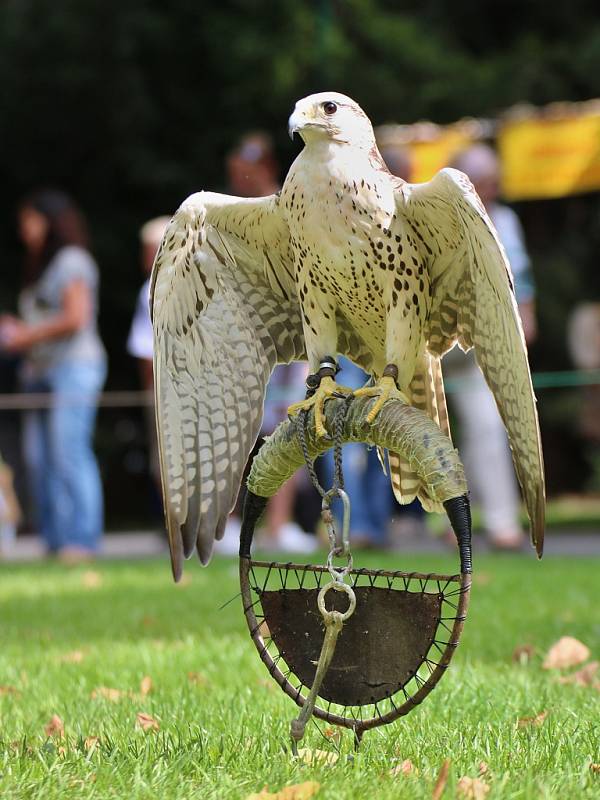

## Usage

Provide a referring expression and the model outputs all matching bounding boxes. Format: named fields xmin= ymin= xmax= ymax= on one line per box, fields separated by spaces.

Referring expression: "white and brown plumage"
xmin=151 ymin=91 xmax=545 ymax=579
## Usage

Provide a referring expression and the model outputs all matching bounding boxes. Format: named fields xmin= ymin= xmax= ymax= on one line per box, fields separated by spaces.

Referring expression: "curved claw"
xmin=288 ymin=376 xmax=351 ymax=438
xmin=354 ymin=376 xmax=409 ymax=423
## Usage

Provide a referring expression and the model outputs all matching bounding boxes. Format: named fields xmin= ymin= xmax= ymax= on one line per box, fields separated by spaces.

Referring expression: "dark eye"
xmin=322 ymin=101 xmax=338 ymax=115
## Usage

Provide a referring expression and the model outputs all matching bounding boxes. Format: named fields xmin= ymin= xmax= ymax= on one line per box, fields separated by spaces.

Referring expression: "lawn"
xmin=0 ymin=551 xmax=599 ymax=799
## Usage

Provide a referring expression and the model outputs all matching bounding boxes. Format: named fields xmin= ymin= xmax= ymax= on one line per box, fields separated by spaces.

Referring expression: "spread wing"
xmin=150 ymin=192 xmax=305 ymax=578
xmin=398 ymin=168 xmax=545 ymax=555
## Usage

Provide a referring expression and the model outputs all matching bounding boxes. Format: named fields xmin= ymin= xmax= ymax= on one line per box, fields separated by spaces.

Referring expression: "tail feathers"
xmin=387 ymin=355 xmax=449 ymax=513
xmin=388 ymin=450 xmax=420 ymax=505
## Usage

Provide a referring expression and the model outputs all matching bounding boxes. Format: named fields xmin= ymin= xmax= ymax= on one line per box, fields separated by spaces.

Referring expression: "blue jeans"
xmin=22 ymin=360 xmax=106 ymax=553
xmin=320 ymin=358 xmax=393 ymax=545
xmin=321 ymin=442 xmax=393 ymax=545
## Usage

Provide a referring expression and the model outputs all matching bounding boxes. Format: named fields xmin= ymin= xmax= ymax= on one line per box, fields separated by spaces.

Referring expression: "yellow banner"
xmin=408 ymin=130 xmax=474 ymax=184
xmin=499 ymin=113 xmax=600 ymax=200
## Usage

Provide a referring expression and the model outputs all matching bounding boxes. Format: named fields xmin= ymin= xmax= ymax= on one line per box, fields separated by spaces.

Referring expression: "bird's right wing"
xmin=398 ymin=168 xmax=545 ymax=554
xmin=150 ymin=192 xmax=305 ymax=578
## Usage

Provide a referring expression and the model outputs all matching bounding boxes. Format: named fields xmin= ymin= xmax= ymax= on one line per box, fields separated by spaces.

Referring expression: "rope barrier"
xmin=0 ymin=369 xmax=598 ymax=411
xmin=444 ymin=368 xmax=600 ymax=393
xmin=0 ymin=390 xmax=153 ymax=411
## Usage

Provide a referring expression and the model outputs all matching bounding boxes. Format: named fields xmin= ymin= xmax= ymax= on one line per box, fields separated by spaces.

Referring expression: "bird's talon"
xmin=287 ymin=375 xmax=350 ymax=438
xmin=354 ymin=374 xmax=406 ymax=424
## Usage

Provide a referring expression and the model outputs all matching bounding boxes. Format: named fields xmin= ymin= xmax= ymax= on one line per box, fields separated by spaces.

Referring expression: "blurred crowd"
xmin=0 ymin=129 xmax=569 ymax=562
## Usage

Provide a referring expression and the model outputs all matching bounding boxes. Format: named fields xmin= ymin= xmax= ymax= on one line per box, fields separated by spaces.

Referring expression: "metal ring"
xmin=318 ymin=360 xmax=338 ymax=373
xmin=327 ymin=549 xmax=353 ymax=583
xmin=317 ymin=581 xmax=356 ymax=622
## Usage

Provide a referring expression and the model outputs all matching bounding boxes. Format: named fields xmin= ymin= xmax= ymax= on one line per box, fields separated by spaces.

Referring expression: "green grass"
xmin=425 ymin=495 xmax=600 ymax=534
xmin=1 ymin=552 xmax=599 ymax=799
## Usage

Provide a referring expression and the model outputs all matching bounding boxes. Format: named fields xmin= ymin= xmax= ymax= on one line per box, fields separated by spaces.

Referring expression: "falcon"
xmin=151 ymin=91 xmax=545 ymax=579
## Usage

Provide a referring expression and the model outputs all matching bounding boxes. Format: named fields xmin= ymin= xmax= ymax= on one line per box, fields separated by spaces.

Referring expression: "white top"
xmin=127 ymin=279 xmax=153 ymax=360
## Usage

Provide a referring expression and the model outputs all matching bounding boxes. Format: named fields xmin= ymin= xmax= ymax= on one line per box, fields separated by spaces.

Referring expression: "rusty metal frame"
xmin=240 ymin=556 xmax=471 ymax=738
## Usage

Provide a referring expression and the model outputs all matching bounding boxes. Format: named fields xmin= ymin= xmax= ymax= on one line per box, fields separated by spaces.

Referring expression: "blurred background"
xmin=1 ymin=0 xmax=600 ymax=549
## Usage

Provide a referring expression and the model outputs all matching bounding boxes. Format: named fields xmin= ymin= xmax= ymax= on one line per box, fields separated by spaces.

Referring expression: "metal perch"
xmin=238 ymin=393 xmax=473 ymax=746
xmin=240 ymin=393 xmax=471 ymax=572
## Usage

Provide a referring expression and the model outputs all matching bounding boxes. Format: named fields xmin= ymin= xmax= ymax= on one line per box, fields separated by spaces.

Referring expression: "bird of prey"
xmin=151 ymin=91 xmax=545 ymax=579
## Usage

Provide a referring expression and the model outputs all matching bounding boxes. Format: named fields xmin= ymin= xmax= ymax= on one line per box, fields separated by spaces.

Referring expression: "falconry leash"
xmin=289 ymin=375 xmax=356 ymax=754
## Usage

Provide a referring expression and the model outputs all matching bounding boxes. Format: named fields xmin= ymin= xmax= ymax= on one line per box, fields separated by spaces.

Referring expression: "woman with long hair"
xmin=0 ymin=189 xmax=106 ymax=561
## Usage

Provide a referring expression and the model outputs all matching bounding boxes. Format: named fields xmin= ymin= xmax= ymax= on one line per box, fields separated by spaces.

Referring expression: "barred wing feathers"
xmin=150 ymin=192 xmax=304 ymax=578
xmin=399 ymin=168 xmax=545 ymax=554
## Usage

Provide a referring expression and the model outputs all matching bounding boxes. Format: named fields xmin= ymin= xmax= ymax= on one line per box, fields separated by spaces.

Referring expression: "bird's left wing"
xmin=397 ymin=168 xmax=545 ymax=555
xmin=150 ymin=192 xmax=305 ymax=578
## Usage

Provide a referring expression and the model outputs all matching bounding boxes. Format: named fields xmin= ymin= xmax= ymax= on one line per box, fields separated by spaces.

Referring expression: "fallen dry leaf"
xmin=0 ymin=685 xmax=20 ymax=696
xmin=558 ymin=661 xmax=598 ymax=686
xmin=136 ymin=712 xmax=159 ymax=732
xmin=390 ymin=758 xmax=417 ymax=777
xmin=296 ymin=747 xmax=338 ymax=766
xmin=81 ymin=570 xmax=103 ymax=589
xmin=542 ymin=636 xmax=590 ymax=670
xmin=91 ymin=686 xmax=126 ymax=702
xmin=44 ymin=714 xmax=65 ymax=738
xmin=432 ymin=758 xmax=451 ymax=800
xmin=140 ymin=676 xmax=153 ymax=696
xmin=512 ymin=644 xmax=536 ymax=665
xmin=84 ymin=736 xmax=100 ymax=752
xmin=246 ymin=782 xmax=320 ymax=800
xmin=517 ymin=710 xmax=548 ymax=728
xmin=323 ymin=727 xmax=341 ymax=744
xmin=59 ymin=650 xmax=85 ymax=664
xmin=590 ymin=763 xmax=600 ymax=773
xmin=478 ymin=762 xmax=489 ymax=777
xmin=457 ymin=776 xmax=491 ymax=799
xmin=187 ymin=671 xmax=208 ymax=686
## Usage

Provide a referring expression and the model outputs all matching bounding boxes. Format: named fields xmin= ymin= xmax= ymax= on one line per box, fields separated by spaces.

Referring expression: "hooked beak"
xmin=288 ymin=110 xmax=303 ymax=140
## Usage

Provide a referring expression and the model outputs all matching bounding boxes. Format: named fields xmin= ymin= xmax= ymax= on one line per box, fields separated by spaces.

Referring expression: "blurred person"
xmin=217 ymin=132 xmax=315 ymax=555
xmin=127 ymin=216 xmax=170 ymax=492
xmin=127 ymin=217 xmax=170 ymax=390
xmin=258 ymin=361 xmax=315 ymax=553
xmin=0 ymin=453 xmax=21 ymax=556
xmin=0 ymin=190 xmax=107 ymax=561
xmin=226 ymin=132 xmax=280 ymax=197
xmin=446 ymin=144 xmax=537 ymax=549
xmin=379 ymin=144 xmax=413 ymax=184
xmin=567 ymin=303 xmax=600 ymax=485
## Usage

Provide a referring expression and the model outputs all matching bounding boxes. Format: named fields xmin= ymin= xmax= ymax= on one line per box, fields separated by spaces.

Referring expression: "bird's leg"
xmin=288 ymin=357 xmax=351 ymax=438
xmin=354 ymin=364 xmax=410 ymax=424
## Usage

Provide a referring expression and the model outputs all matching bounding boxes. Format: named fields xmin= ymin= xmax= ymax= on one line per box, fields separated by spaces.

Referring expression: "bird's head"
xmin=288 ymin=92 xmax=375 ymax=148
